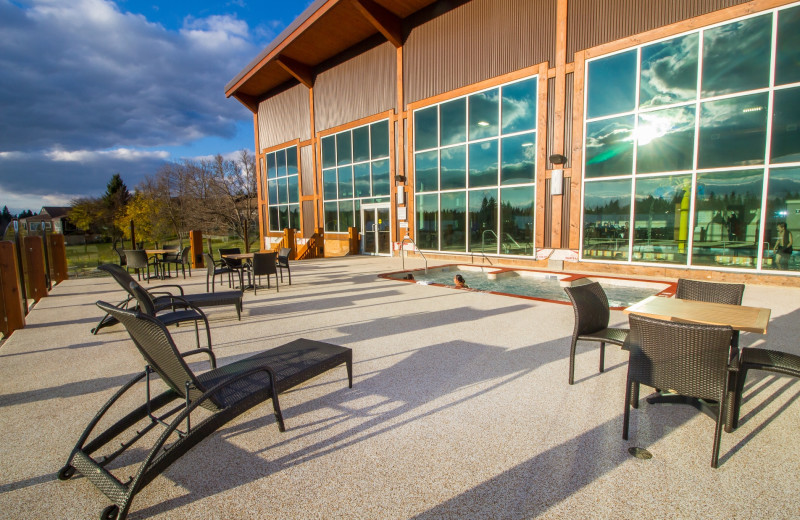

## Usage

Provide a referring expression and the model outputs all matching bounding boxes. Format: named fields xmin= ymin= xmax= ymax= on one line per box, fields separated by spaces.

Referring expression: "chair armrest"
xmin=156 ymin=295 xmax=210 ymax=322
xmin=181 ymin=348 xmax=216 ymax=369
xmin=149 ymin=284 xmax=186 ymax=295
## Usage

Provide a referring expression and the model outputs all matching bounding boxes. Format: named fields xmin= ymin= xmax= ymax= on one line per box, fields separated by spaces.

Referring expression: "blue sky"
xmin=0 ymin=0 xmax=312 ymax=213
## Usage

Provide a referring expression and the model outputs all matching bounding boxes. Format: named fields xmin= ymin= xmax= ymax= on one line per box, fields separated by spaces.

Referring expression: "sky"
xmin=0 ymin=0 xmax=313 ymax=214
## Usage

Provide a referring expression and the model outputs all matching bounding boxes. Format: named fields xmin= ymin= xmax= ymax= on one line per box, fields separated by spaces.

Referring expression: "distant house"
xmin=19 ymin=207 xmax=75 ymax=234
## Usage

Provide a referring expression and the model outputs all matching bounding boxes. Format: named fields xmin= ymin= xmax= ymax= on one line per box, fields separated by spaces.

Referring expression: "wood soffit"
xmin=226 ymin=0 xmax=436 ymax=105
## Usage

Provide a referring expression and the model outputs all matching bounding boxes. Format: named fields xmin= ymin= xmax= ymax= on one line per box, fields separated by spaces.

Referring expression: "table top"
xmin=144 ymin=249 xmax=174 ymax=255
xmin=624 ymin=295 xmax=771 ymax=334
xmin=221 ymin=252 xmax=255 ymax=260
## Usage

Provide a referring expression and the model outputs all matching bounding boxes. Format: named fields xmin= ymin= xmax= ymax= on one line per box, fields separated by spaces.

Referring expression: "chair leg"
xmin=568 ymin=337 xmax=578 ymax=385
xmin=287 ymin=267 xmax=291 ymax=285
xmin=623 ymin=376 xmax=633 ymax=440
xmin=711 ymin=395 xmax=726 ymax=468
xmin=599 ymin=342 xmax=606 ymax=373
xmin=731 ymin=366 xmax=749 ymax=431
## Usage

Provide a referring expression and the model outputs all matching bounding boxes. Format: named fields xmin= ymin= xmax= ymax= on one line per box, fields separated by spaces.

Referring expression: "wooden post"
xmin=189 ymin=230 xmax=204 ymax=268
xmin=283 ymin=228 xmax=296 ymax=258
xmin=47 ymin=234 xmax=69 ymax=284
xmin=316 ymin=226 xmax=325 ymax=258
xmin=348 ymin=227 xmax=360 ymax=255
xmin=130 ymin=220 xmax=136 ymax=249
xmin=0 ymin=241 xmax=26 ymax=337
xmin=23 ymin=236 xmax=47 ymax=302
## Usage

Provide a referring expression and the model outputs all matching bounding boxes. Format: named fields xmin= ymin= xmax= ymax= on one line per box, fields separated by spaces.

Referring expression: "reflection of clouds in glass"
xmin=584 ymin=180 xmax=631 ymax=209
xmin=502 ymin=96 xmax=535 ymax=132
xmin=699 ymin=94 xmax=767 ymax=129
xmin=636 ymin=107 xmax=695 ymax=145
xmin=702 ymin=14 xmax=772 ymax=97
xmin=696 ymin=170 xmax=763 ymax=199
xmin=640 ymin=34 xmax=698 ymax=108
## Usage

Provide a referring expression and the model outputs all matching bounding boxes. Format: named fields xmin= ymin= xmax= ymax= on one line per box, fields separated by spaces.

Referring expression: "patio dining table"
xmin=144 ymin=249 xmax=176 ymax=279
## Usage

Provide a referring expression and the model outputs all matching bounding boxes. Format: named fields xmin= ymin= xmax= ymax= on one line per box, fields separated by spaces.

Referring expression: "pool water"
xmin=384 ymin=265 xmax=674 ymax=309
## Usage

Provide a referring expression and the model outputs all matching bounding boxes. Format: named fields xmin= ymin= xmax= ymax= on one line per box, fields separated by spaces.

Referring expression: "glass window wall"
xmin=265 ymin=145 xmax=300 ymax=232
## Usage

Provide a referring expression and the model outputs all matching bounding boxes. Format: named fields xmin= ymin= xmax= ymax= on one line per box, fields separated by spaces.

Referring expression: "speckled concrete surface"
xmin=1 ymin=256 xmax=799 ymax=519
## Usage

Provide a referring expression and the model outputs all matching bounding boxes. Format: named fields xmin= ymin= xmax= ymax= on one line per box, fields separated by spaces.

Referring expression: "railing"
xmin=295 ymin=233 xmax=323 ymax=260
xmin=401 ymin=235 xmax=427 ymax=273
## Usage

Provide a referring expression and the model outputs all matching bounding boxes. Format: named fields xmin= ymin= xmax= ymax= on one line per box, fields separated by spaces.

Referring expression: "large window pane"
xmin=267 ymin=153 xmax=277 ymax=179
xmin=371 ymin=120 xmax=390 ymax=159
xmin=501 ymin=133 xmax=536 ymax=185
xmin=468 ymin=140 xmax=498 ymax=188
xmin=324 ymin=202 xmax=338 ymax=232
xmin=353 ymin=126 xmax=370 ymax=163
xmin=440 ymin=145 xmax=466 ymax=190
xmin=632 ymin=175 xmax=690 ymax=264
xmin=372 ymin=159 xmax=390 ymax=196
xmin=269 ymin=206 xmax=279 ymax=231
xmin=415 ymin=106 xmax=438 ymax=151
xmin=502 ymin=78 xmax=537 ymax=134
xmin=639 ymin=33 xmax=698 ymax=108
xmin=441 ymin=191 xmax=466 ymax=252
xmin=698 ymin=93 xmax=768 ymax=169
xmin=289 ymin=204 xmax=300 ymax=230
xmin=587 ymin=50 xmax=636 ymax=119
xmin=287 ymin=147 xmax=298 ymax=175
xmin=323 ymin=169 xmax=337 ymax=200
xmin=701 ymin=14 xmax=772 ymax=97
xmin=322 ymin=136 xmax=336 ymax=168
xmin=338 ymin=166 xmax=353 ymax=198
xmin=500 ymin=186 xmax=534 ymax=255
xmin=416 ymin=194 xmax=439 ymax=250
xmin=469 ymin=189 xmax=498 ymax=252
xmin=339 ymin=200 xmax=354 ymax=232
xmin=636 ymin=106 xmax=696 ymax=174
xmin=288 ymin=175 xmax=299 ymax=204
xmin=692 ymin=169 xmax=763 ymax=269
xmin=585 ymin=115 xmax=634 ymax=178
xmin=770 ymin=86 xmax=800 ymax=164
xmin=415 ymin=150 xmax=438 ymax=192
xmin=267 ymin=179 xmax=278 ymax=205
xmin=468 ymin=89 xmax=499 ymax=140
xmin=353 ymin=163 xmax=371 ymax=197
xmin=276 ymin=148 xmax=287 ymax=177
xmin=440 ymin=98 xmax=466 ymax=146
xmin=278 ymin=177 xmax=288 ymax=205
xmin=279 ymin=206 xmax=290 ymax=231
xmin=763 ymin=167 xmax=800 ymax=271
xmin=583 ymin=179 xmax=631 ymax=260
xmin=336 ymin=132 xmax=352 ymax=166
xmin=776 ymin=5 xmax=800 ymax=86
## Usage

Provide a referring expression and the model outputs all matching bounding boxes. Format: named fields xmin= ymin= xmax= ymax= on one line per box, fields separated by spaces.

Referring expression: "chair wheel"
xmin=57 ymin=465 xmax=75 ymax=480
xmin=100 ymin=505 xmax=119 ymax=519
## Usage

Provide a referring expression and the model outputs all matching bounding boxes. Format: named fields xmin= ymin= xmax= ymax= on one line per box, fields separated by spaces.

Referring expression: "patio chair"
xmin=251 ymin=251 xmax=279 ymax=295
xmin=161 ymin=246 xmax=191 ymax=279
xmin=219 ymin=247 xmax=246 ymax=288
xmin=124 ymin=249 xmax=159 ymax=282
xmin=730 ymin=347 xmax=800 ymax=430
xmin=129 ymin=280 xmax=212 ymax=350
xmin=204 ymin=252 xmax=234 ymax=292
xmin=59 ymin=302 xmax=353 ymax=520
xmin=92 ymin=264 xmax=243 ymax=335
xmin=676 ymin=278 xmax=744 ymax=348
xmin=623 ymin=314 xmax=734 ymax=468
xmin=563 ymin=282 xmax=629 ymax=385
xmin=112 ymin=240 xmax=126 ymax=267
xmin=277 ymin=247 xmax=292 ymax=285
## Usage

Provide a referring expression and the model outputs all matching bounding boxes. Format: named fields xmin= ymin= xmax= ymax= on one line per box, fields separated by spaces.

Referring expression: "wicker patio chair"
xmin=124 ymin=249 xmax=159 ymax=282
xmin=277 ymin=247 xmax=292 ymax=285
xmin=161 ymin=246 xmax=191 ymax=279
xmin=730 ymin=347 xmax=800 ymax=430
xmin=563 ymin=282 xmax=629 ymax=385
xmin=623 ymin=314 xmax=734 ymax=468
xmin=219 ymin=247 xmax=246 ymax=288
xmin=252 ymin=251 xmax=279 ymax=295
xmin=204 ymin=252 xmax=234 ymax=292
xmin=59 ymin=302 xmax=353 ymax=520
xmin=676 ymin=278 xmax=745 ymax=348
xmin=129 ymin=280 xmax=212 ymax=350
xmin=92 ymin=264 xmax=243 ymax=335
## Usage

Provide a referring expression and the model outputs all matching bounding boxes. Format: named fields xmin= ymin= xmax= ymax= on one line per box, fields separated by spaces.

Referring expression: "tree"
xmin=101 ymin=173 xmax=131 ymax=239
xmin=68 ymin=197 xmax=103 ymax=233
xmin=116 ymin=188 xmax=170 ymax=246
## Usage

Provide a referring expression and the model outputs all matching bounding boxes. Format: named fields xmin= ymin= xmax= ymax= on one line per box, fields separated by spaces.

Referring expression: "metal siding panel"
xmin=546 ymin=77 xmax=556 ymax=169
xmin=561 ymin=176 xmax=571 ymax=246
xmin=300 ymin=145 xmax=315 ymax=197
xmin=564 ymin=72 xmax=573 ymax=170
xmin=257 ymin=84 xmax=310 ymax=150
xmin=405 ymin=0 xmax=556 ymax=105
xmin=544 ymin=178 xmax=552 ymax=248
xmin=567 ymin=0 xmax=751 ymax=58
xmin=315 ymin=42 xmax=396 ymax=131
xmin=302 ymin=200 xmax=316 ymax=238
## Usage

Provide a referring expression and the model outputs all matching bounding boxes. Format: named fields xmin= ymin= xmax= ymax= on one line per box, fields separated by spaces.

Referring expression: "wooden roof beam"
xmin=233 ymin=92 xmax=259 ymax=113
xmin=350 ymin=0 xmax=403 ymax=48
xmin=276 ymin=55 xmax=314 ymax=88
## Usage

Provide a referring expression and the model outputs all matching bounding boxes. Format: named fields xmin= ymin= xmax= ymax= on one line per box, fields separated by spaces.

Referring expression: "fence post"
xmin=23 ymin=236 xmax=48 ymax=303
xmin=189 ymin=230 xmax=204 ymax=268
xmin=0 ymin=241 xmax=26 ymax=337
xmin=47 ymin=234 xmax=69 ymax=284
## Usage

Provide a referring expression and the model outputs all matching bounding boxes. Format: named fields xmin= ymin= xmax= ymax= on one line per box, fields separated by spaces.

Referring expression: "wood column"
xmin=47 ymin=234 xmax=68 ymax=284
xmin=190 ymin=230 xmax=204 ymax=268
xmin=549 ymin=0 xmax=569 ymax=248
xmin=0 ymin=241 xmax=25 ymax=337
xmin=23 ymin=236 xmax=47 ymax=302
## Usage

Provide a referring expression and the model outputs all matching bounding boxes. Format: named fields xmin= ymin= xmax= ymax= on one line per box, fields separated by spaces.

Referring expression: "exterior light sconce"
xmin=394 ymin=175 xmax=406 ymax=183
xmin=549 ymin=153 xmax=567 ymax=165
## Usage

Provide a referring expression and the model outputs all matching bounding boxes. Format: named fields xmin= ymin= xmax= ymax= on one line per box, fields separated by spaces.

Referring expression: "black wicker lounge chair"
xmin=623 ymin=314 xmax=734 ymax=468
xmin=92 ymin=264 xmax=243 ymax=334
xmin=59 ymin=302 xmax=353 ymax=520
xmin=129 ymin=280 xmax=212 ymax=350
xmin=564 ymin=282 xmax=629 ymax=385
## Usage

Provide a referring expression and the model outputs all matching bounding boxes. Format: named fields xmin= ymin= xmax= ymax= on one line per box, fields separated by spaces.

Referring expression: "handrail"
xmin=401 ymin=235 xmax=427 ymax=273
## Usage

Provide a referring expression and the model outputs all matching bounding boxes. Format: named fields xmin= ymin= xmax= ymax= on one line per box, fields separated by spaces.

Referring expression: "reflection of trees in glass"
xmin=632 ymin=176 xmax=690 ymax=265
xmin=416 ymin=194 xmax=438 ymax=249
xmin=500 ymin=188 xmax=533 ymax=255
xmin=640 ymin=33 xmax=698 ymax=108
xmin=469 ymin=191 xmax=498 ymax=252
xmin=583 ymin=179 xmax=631 ymax=260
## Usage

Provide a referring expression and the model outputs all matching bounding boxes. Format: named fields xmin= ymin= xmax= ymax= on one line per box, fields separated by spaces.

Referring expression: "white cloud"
xmin=44 ymin=148 xmax=170 ymax=162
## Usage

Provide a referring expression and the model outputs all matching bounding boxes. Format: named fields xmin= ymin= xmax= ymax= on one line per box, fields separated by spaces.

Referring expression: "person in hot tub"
xmin=454 ymin=274 xmax=469 ymax=289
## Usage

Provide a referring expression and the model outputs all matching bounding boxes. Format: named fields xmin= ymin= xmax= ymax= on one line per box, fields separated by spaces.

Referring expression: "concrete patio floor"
xmin=1 ymin=255 xmax=799 ymax=519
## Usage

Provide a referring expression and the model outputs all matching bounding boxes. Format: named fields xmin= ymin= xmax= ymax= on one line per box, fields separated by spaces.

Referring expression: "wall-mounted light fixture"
xmin=394 ymin=175 xmax=406 ymax=183
xmin=549 ymin=153 xmax=567 ymax=165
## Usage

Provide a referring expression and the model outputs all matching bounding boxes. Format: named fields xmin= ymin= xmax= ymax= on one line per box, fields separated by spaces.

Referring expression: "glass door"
xmin=360 ymin=203 xmax=392 ymax=255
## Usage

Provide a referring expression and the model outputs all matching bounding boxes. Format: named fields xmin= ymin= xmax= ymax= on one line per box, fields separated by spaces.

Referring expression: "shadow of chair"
xmin=564 ymin=282 xmax=628 ymax=385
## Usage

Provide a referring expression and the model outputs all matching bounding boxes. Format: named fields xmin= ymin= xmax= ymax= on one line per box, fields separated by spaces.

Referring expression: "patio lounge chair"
xmin=91 ymin=264 xmax=243 ymax=335
xmin=59 ymin=302 xmax=352 ymax=520
xmin=129 ymin=280 xmax=212 ymax=350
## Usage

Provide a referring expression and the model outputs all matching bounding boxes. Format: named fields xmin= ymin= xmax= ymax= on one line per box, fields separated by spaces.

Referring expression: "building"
xmin=19 ymin=206 xmax=74 ymax=234
xmin=226 ymin=0 xmax=800 ymax=281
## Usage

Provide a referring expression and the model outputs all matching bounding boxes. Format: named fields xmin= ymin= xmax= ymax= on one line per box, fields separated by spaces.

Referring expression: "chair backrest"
xmin=277 ymin=248 xmax=290 ymax=266
xmin=180 ymin=246 xmax=191 ymax=262
xmin=252 ymin=251 xmax=278 ymax=276
xmin=96 ymin=301 xmax=215 ymax=406
xmin=124 ymin=250 xmax=149 ymax=269
xmin=219 ymin=248 xmax=242 ymax=267
xmin=129 ymin=281 xmax=158 ymax=316
xmin=676 ymin=279 xmax=744 ymax=306
xmin=99 ymin=263 xmax=136 ymax=292
xmin=563 ymin=282 xmax=610 ymax=336
xmin=203 ymin=252 xmax=217 ymax=274
xmin=627 ymin=314 xmax=732 ymax=401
